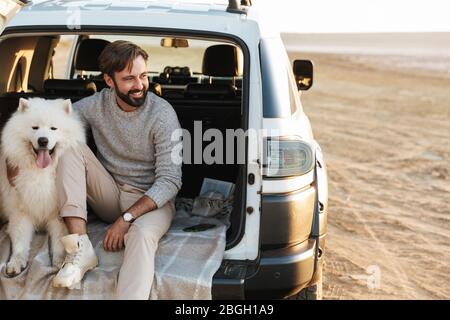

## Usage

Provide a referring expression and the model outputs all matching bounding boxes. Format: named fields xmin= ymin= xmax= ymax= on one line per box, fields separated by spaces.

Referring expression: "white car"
xmin=0 ymin=0 xmax=328 ymax=299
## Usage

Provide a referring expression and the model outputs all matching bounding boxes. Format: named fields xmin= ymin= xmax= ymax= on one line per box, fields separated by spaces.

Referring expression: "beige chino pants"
xmin=55 ymin=143 xmax=175 ymax=300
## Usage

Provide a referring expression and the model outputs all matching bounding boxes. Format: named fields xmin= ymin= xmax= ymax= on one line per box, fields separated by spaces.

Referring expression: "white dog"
xmin=0 ymin=98 xmax=85 ymax=277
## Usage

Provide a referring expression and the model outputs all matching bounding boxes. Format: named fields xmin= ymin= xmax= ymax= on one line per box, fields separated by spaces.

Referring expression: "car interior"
xmin=0 ymin=34 xmax=247 ymax=244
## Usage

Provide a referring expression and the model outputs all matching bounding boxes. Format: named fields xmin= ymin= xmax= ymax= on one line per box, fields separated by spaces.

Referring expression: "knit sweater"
xmin=73 ymin=88 xmax=182 ymax=208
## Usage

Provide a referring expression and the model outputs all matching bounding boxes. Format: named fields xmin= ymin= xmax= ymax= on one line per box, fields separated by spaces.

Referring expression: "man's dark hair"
xmin=98 ymin=40 xmax=149 ymax=77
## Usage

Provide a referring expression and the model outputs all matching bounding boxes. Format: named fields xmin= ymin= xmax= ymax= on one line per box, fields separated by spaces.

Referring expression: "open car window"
xmin=69 ymin=35 xmax=244 ymax=85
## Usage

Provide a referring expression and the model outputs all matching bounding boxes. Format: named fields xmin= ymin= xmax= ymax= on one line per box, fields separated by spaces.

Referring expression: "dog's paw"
xmin=5 ymin=255 xmax=27 ymax=277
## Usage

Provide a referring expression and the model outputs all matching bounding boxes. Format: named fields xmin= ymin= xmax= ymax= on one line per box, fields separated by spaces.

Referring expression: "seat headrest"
xmin=75 ymin=39 xmax=111 ymax=71
xmin=202 ymin=45 xmax=243 ymax=77
xmin=44 ymin=79 xmax=97 ymax=95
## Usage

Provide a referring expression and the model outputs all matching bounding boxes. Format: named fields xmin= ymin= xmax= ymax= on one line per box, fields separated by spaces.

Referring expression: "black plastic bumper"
xmin=212 ymin=238 xmax=317 ymax=299
xmin=244 ymin=239 xmax=317 ymax=299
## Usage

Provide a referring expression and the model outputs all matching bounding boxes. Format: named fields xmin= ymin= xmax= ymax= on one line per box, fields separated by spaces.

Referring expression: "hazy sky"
xmin=256 ymin=0 xmax=450 ymax=33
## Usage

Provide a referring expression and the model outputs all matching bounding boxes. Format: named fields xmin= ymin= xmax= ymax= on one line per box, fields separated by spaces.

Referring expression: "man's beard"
xmin=112 ymin=78 xmax=148 ymax=108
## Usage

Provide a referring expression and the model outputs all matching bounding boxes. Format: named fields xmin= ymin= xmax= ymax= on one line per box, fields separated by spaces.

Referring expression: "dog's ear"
xmin=18 ymin=98 xmax=30 ymax=112
xmin=63 ymin=99 xmax=72 ymax=114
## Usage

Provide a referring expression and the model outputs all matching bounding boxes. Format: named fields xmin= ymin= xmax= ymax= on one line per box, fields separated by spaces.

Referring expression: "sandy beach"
xmin=285 ymin=33 xmax=450 ymax=299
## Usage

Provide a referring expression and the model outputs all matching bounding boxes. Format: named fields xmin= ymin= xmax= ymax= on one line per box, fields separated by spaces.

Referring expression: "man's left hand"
xmin=103 ymin=217 xmax=131 ymax=252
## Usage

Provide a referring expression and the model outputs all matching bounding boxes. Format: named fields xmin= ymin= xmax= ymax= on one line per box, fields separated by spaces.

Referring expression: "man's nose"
xmin=133 ymin=78 xmax=145 ymax=91
xmin=38 ymin=137 xmax=48 ymax=148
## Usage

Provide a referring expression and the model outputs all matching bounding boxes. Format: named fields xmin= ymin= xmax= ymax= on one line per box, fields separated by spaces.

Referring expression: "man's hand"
xmin=103 ymin=195 xmax=157 ymax=252
xmin=6 ymin=158 xmax=18 ymax=187
xmin=103 ymin=217 xmax=131 ymax=252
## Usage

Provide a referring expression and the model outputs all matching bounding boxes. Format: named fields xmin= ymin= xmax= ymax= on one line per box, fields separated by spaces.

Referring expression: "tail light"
xmin=263 ymin=137 xmax=314 ymax=178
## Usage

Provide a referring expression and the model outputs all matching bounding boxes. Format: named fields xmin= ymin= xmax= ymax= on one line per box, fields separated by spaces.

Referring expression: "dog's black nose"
xmin=38 ymin=137 xmax=48 ymax=147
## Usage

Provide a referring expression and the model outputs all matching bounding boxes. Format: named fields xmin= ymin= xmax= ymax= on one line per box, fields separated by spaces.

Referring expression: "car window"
xmin=51 ymin=35 xmax=76 ymax=79
xmin=88 ymin=35 xmax=231 ymax=76
xmin=0 ymin=33 xmax=245 ymax=94
xmin=260 ymin=37 xmax=295 ymax=118
xmin=286 ymin=57 xmax=300 ymax=114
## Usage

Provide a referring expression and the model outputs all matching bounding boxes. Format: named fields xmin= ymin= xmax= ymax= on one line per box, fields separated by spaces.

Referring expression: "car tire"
xmin=298 ymin=277 xmax=322 ymax=300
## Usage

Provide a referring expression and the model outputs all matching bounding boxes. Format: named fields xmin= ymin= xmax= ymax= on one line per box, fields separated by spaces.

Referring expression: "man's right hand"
xmin=6 ymin=158 xmax=18 ymax=187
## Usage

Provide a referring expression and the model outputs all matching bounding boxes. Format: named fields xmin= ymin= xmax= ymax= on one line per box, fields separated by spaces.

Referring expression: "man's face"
xmin=104 ymin=55 xmax=149 ymax=108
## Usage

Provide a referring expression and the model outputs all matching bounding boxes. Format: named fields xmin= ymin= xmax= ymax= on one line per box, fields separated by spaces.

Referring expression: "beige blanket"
xmin=0 ymin=198 xmax=229 ymax=300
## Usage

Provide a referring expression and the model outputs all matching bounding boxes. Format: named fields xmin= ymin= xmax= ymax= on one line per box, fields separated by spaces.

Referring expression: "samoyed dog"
xmin=0 ymin=98 xmax=85 ymax=277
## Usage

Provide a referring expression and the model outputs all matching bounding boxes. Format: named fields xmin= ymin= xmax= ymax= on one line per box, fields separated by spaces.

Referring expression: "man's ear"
xmin=63 ymin=99 xmax=72 ymax=114
xmin=18 ymin=98 xmax=30 ymax=112
xmin=104 ymin=73 xmax=114 ymax=88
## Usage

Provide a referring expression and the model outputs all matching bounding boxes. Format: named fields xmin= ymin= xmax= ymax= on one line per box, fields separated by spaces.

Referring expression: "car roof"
xmin=3 ymin=0 xmax=280 ymax=40
xmin=23 ymin=0 xmax=231 ymax=16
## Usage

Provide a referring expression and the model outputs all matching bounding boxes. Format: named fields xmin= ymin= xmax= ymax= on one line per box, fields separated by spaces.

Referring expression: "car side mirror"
xmin=293 ymin=59 xmax=313 ymax=90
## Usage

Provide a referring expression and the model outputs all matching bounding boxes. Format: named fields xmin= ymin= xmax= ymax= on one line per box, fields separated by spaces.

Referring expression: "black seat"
xmin=74 ymin=38 xmax=111 ymax=91
xmin=75 ymin=38 xmax=111 ymax=74
xmin=185 ymin=83 xmax=236 ymax=99
xmin=74 ymin=38 xmax=162 ymax=96
xmin=185 ymin=44 xmax=242 ymax=99
xmin=44 ymin=79 xmax=97 ymax=96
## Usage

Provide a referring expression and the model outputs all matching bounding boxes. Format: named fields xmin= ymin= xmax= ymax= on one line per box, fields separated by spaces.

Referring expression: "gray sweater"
xmin=73 ymin=88 xmax=182 ymax=208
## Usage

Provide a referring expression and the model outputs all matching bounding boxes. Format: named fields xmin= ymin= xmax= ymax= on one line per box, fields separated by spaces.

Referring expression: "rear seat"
xmin=74 ymin=38 xmax=162 ymax=96
xmin=74 ymin=38 xmax=110 ymax=91
xmin=184 ymin=44 xmax=241 ymax=99
xmin=184 ymin=83 xmax=236 ymax=100
xmin=44 ymin=79 xmax=97 ymax=96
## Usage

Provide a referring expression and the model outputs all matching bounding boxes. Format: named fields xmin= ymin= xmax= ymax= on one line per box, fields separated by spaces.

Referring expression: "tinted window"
xmin=286 ymin=57 xmax=300 ymax=114
xmin=260 ymin=37 xmax=295 ymax=118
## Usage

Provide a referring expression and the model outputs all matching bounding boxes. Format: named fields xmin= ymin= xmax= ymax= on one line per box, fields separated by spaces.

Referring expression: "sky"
xmin=256 ymin=0 xmax=450 ymax=33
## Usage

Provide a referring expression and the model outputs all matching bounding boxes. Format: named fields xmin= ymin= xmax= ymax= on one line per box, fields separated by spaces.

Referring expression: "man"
xmin=37 ymin=40 xmax=180 ymax=299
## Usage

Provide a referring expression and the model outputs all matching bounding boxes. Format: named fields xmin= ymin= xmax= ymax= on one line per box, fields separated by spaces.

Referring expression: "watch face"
xmin=123 ymin=213 xmax=133 ymax=222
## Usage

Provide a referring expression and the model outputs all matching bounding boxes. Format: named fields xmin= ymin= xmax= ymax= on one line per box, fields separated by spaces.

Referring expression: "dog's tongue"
xmin=36 ymin=149 xmax=52 ymax=169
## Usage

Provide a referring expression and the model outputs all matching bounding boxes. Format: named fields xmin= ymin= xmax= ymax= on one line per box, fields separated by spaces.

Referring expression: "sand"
xmin=287 ymin=49 xmax=450 ymax=299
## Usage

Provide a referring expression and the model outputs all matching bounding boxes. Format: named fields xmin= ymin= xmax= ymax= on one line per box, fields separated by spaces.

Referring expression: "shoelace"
xmin=64 ymin=240 xmax=83 ymax=265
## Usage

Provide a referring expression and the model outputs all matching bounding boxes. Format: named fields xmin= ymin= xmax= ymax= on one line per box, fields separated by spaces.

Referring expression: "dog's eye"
xmin=51 ymin=127 xmax=57 ymax=131
xmin=32 ymin=126 xmax=39 ymax=130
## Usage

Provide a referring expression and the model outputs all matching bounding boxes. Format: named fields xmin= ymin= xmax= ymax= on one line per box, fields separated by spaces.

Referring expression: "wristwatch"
xmin=122 ymin=212 xmax=136 ymax=223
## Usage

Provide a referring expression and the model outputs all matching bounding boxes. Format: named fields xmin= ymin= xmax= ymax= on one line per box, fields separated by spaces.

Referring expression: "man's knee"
xmin=126 ymin=224 xmax=163 ymax=248
xmin=58 ymin=142 xmax=89 ymax=167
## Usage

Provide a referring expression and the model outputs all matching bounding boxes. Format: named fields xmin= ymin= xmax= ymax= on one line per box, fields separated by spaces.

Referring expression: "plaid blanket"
xmin=0 ymin=197 xmax=230 ymax=300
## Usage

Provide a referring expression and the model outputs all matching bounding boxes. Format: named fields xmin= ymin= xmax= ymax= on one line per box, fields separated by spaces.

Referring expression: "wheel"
xmin=297 ymin=277 xmax=322 ymax=300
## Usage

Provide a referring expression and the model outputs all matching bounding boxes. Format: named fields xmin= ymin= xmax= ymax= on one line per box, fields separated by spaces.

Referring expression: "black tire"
xmin=297 ymin=277 xmax=322 ymax=300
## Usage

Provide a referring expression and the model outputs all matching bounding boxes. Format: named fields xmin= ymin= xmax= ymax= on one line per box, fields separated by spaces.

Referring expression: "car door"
xmin=0 ymin=0 xmax=26 ymax=33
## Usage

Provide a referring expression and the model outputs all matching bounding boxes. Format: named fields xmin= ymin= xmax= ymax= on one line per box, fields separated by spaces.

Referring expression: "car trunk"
xmin=167 ymin=92 xmax=246 ymax=247
xmin=0 ymin=33 xmax=247 ymax=248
